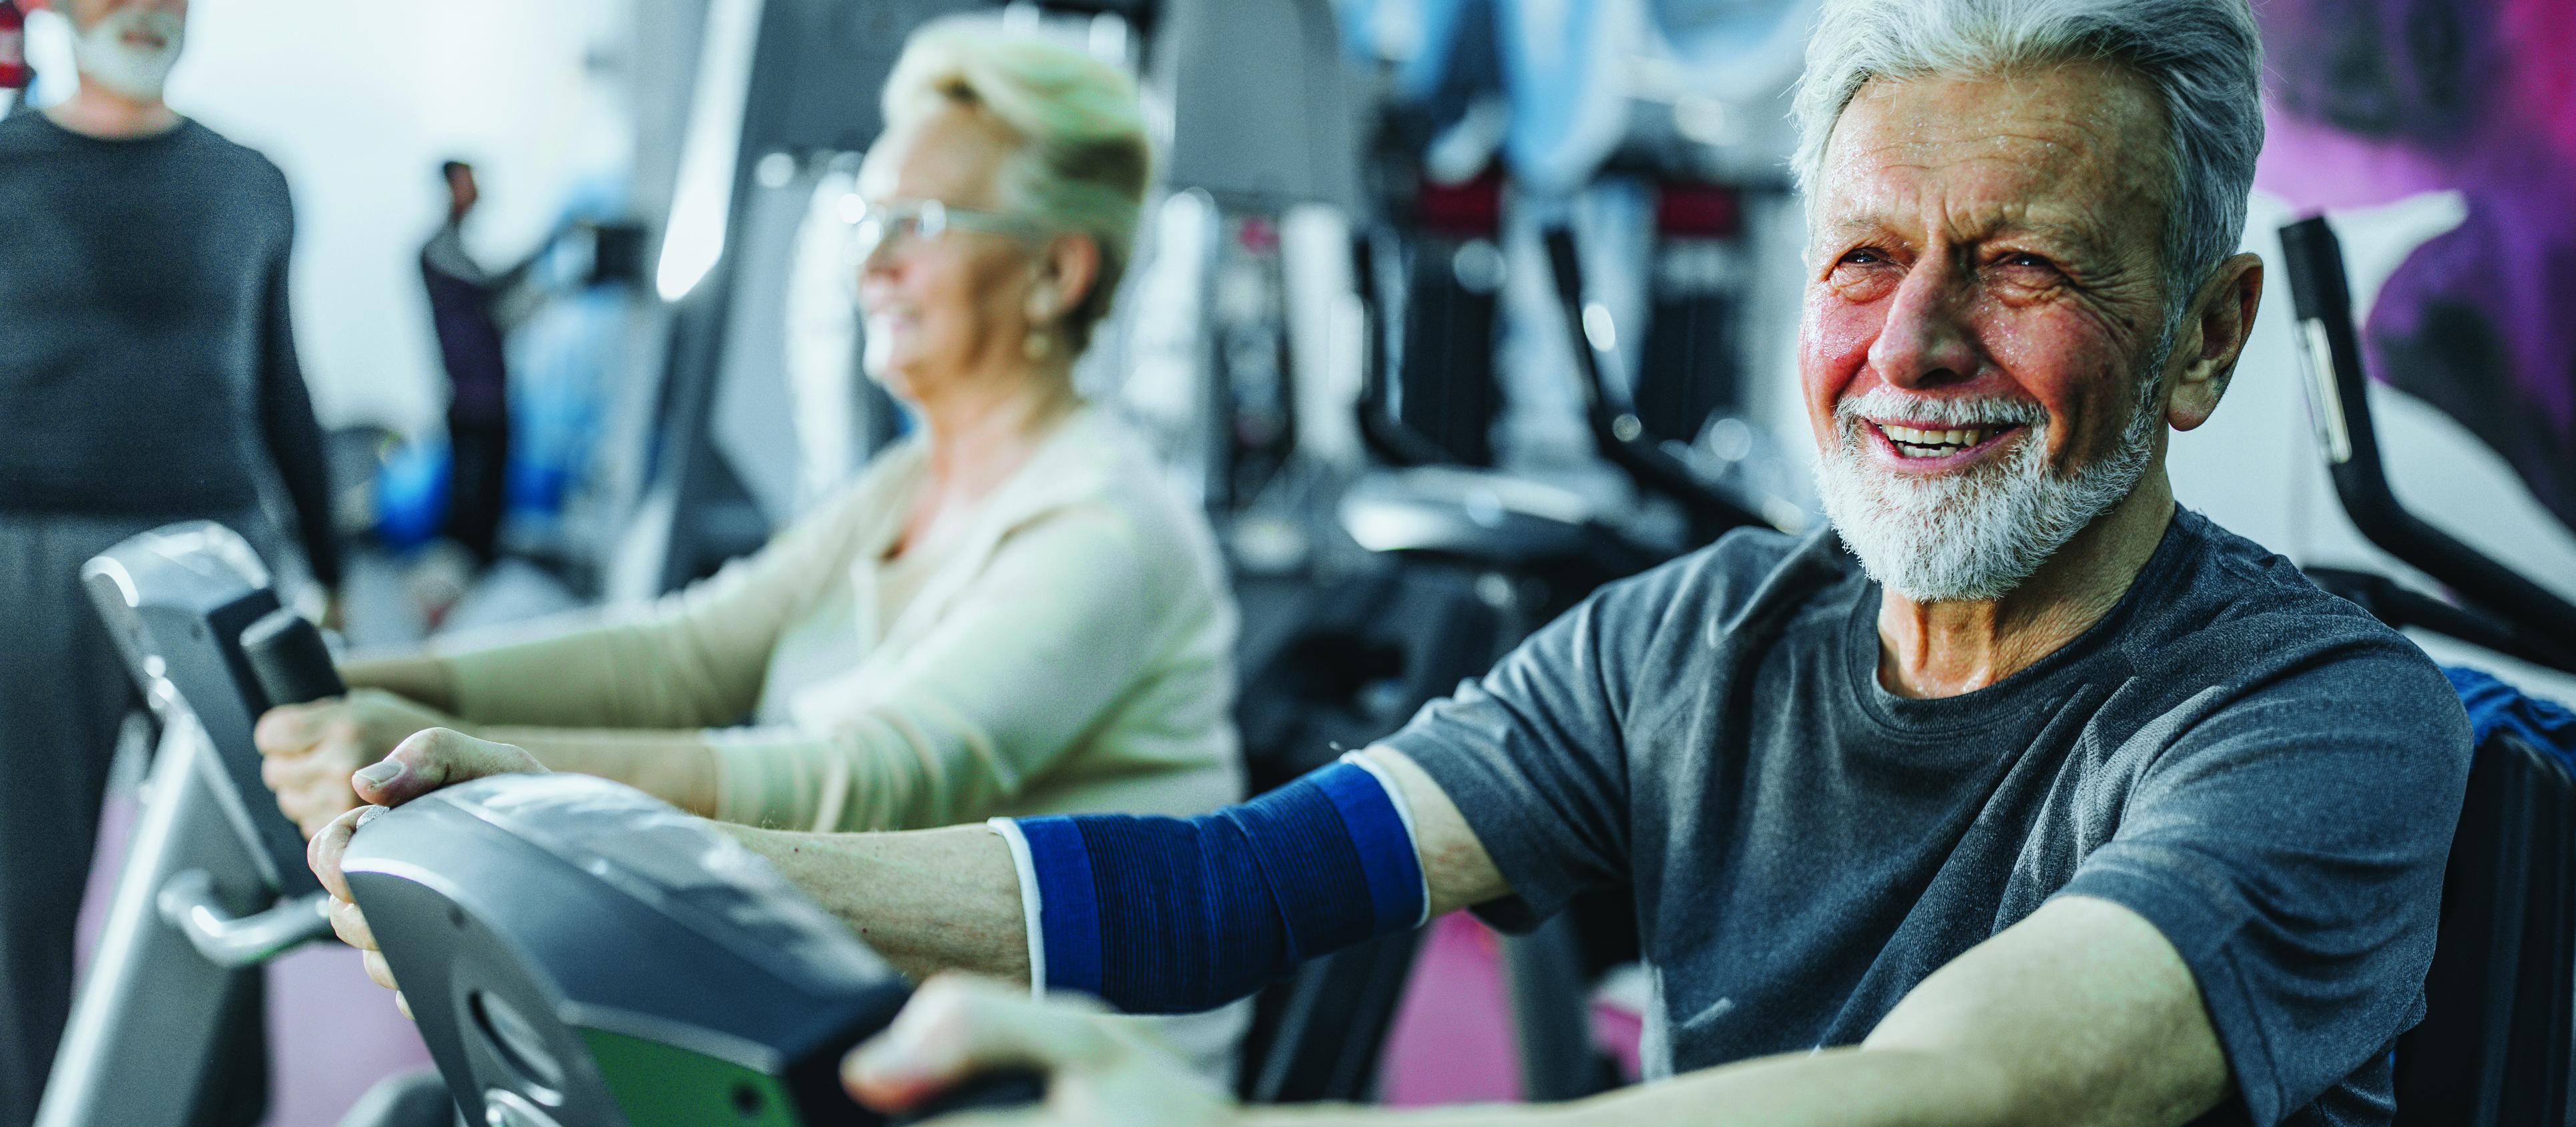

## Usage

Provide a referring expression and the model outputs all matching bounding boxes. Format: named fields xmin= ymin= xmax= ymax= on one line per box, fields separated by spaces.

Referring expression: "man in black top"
xmin=0 ymin=1 xmax=339 ymax=1122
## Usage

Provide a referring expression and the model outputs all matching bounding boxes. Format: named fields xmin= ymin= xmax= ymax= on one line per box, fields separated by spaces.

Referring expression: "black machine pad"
xmin=83 ymin=521 xmax=341 ymax=897
xmin=342 ymin=773 xmax=1037 ymax=1127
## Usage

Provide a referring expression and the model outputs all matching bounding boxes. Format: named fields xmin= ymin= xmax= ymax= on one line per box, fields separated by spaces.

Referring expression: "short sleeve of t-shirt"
xmin=1380 ymin=552 xmax=1710 ymax=931
xmin=2059 ymin=624 xmax=2471 ymax=1126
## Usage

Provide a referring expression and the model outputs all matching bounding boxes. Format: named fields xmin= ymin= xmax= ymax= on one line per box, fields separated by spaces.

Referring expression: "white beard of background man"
xmin=65 ymin=2 xmax=182 ymax=101
xmin=21 ymin=0 xmax=188 ymax=138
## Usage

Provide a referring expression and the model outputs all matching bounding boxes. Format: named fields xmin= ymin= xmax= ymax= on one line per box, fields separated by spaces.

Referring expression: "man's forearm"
xmin=1236 ymin=1046 xmax=2015 ymax=1127
xmin=1555 ymin=1046 xmax=2015 ymax=1127
xmin=722 ymin=824 xmax=1031 ymax=986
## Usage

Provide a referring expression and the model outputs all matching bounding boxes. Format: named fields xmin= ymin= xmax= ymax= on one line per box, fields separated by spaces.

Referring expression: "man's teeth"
xmin=1879 ymin=423 xmax=1994 ymax=458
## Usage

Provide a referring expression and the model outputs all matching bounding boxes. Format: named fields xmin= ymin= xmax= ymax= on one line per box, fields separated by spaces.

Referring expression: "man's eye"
xmin=1997 ymin=252 xmax=2057 ymax=272
xmin=1839 ymin=248 xmax=1885 ymax=266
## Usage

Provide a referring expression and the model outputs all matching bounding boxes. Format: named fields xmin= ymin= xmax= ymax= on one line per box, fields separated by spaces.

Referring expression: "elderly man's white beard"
xmin=69 ymin=7 xmax=186 ymax=101
xmin=1815 ymin=385 xmax=2160 ymax=604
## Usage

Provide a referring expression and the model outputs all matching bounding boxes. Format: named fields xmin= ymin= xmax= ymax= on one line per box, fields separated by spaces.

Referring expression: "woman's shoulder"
xmin=1005 ymin=411 xmax=1228 ymax=589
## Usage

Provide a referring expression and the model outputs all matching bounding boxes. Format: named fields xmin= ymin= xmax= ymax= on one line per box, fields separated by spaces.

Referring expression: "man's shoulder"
xmin=2143 ymin=511 xmax=2410 ymax=657
xmin=176 ymin=120 xmax=292 ymax=194
xmin=2114 ymin=510 xmax=2462 ymax=735
xmin=0 ymin=107 xmax=64 ymax=156
xmin=1587 ymin=523 xmax=1856 ymax=647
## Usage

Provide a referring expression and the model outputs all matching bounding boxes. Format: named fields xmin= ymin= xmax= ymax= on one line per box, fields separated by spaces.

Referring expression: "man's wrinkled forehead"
xmin=1812 ymin=63 xmax=2168 ymax=255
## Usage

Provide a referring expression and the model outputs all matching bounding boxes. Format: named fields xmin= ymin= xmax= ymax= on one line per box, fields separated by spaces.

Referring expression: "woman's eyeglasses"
xmin=842 ymin=197 xmax=1052 ymax=270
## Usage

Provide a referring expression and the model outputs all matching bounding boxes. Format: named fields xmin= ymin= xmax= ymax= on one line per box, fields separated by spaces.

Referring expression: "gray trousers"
xmin=0 ymin=509 xmax=272 ymax=1127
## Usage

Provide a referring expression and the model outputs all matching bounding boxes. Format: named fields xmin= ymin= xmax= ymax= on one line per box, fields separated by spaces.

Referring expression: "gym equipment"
xmin=1633 ymin=182 xmax=1747 ymax=449
xmin=1381 ymin=172 xmax=1509 ymax=467
xmin=1541 ymin=224 xmax=1783 ymax=545
xmin=2280 ymin=218 xmax=2576 ymax=1124
xmin=2397 ymin=728 xmax=2575 ymax=1126
xmin=39 ymin=521 xmax=347 ymax=1127
xmin=2278 ymin=216 xmax=2576 ymax=673
xmin=339 ymin=772 xmax=1039 ymax=1127
xmin=1 ymin=1 xmax=26 ymax=93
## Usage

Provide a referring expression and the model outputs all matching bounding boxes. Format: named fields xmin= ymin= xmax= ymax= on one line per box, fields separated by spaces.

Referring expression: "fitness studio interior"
xmin=5 ymin=1 xmax=2573 ymax=1124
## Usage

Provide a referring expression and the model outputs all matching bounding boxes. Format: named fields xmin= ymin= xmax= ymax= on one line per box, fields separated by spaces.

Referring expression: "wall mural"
xmin=2256 ymin=0 xmax=2576 ymax=531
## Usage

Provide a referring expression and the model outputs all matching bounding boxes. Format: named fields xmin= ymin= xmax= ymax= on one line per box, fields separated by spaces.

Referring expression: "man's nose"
xmin=1867 ymin=261 xmax=1982 ymax=390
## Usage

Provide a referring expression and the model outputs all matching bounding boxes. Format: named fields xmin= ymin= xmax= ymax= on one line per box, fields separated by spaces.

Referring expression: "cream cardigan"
xmin=431 ymin=408 xmax=1244 ymax=833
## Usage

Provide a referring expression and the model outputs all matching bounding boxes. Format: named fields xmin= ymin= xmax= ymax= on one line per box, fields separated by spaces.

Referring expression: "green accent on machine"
xmin=581 ymin=1028 xmax=802 ymax=1127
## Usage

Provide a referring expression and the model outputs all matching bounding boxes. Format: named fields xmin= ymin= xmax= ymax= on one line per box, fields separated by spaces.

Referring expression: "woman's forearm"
xmin=478 ymin=726 xmax=724 ymax=817
xmin=337 ymin=656 xmax=718 ymax=814
xmin=721 ymin=823 xmax=1032 ymax=985
xmin=340 ymin=654 xmax=461 ymax=714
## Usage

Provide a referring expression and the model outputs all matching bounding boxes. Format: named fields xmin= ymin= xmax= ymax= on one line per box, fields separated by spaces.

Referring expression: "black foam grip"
xmin=240 ymin=606 xmax=346 ymax=708
xmin=2276 ymin=215 xmax=2347 ymax=325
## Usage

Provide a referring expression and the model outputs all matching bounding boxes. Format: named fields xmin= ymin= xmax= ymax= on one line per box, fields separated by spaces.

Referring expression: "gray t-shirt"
xmin=1385 ymin=508 xmax=2471 ymax=1127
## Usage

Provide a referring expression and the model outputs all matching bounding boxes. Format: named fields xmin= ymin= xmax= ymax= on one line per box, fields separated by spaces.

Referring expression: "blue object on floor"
xmin=374 ymin=434 xmax=451 ymax=552
xmin=2446 ymin=666 xmax=2576 ymax=764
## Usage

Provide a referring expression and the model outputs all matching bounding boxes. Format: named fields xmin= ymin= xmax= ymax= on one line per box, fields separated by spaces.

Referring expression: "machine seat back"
xmin=2394 ymin=730 xmax=2576 ymax=1126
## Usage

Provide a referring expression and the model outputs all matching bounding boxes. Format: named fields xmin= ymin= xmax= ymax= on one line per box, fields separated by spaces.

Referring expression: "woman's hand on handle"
xmin=256 ymin=687 xmax=462 ymax=837
xmin=304 ymin=727 xmax=546 ymax=1014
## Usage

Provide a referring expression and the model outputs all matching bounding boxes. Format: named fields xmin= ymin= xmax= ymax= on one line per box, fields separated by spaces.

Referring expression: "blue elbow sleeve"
xmin=1010 ymin=760 xmax=1427 ymax=1013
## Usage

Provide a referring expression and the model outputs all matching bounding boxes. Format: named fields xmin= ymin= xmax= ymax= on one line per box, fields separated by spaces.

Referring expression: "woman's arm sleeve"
xmin=707 ymin=504 xmax=1191 ymax=832
xmin=435 ymin=495 xmax=863 ymax=729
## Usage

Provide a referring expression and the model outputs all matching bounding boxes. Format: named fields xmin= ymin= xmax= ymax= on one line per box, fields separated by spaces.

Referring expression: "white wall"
xmin=154 ymin=0 xmax=633 ymax=434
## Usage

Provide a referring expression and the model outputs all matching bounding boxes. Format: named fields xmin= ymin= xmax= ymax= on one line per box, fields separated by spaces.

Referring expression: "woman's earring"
xmin=1020 ymin=278 xmax=1061 ymax=358
xmin=1024 ymin=282 xmax=1059 ymax=360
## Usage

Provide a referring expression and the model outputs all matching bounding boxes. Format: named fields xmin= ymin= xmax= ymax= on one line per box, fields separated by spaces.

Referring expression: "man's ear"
xmin=2164 ymin=252 xmax=2264 ymax=433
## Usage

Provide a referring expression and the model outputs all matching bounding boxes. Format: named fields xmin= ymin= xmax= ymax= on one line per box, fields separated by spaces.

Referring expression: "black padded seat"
xmin=2395 ymin=730 xmax=2576 ymax=1126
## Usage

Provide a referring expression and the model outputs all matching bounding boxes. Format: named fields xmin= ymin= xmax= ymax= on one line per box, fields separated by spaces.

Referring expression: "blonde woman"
xmin=258 ymin=22 xmax=1243 ymax=1036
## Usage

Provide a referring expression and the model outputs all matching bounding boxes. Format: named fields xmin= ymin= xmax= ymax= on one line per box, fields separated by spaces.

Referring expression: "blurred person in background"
xmin=0 ymin=0 xmax=342 ymax=1123
xmin=257 ymin=23 xmax=1249 ymax=1082
xmin=421 ymin=158 xmax=559 ymax=567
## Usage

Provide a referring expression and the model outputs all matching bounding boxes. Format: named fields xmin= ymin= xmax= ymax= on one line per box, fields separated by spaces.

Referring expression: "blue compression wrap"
xmin=1011 ymin=760 xmax=1425 ymax=1013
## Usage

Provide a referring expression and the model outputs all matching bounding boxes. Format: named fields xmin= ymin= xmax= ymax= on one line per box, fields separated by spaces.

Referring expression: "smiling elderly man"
xmin=306 ymin=0 xmax=2473 ymax=1124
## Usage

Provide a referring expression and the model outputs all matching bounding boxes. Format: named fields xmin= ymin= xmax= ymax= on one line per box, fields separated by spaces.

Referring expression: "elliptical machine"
xmin=39 ymin=523 xmax=346 ymax=1127
xmin=55 ymin=521 xmax=1039 ymax=1127
xmin=340 ymin=773 xmax=1037 ymax=1127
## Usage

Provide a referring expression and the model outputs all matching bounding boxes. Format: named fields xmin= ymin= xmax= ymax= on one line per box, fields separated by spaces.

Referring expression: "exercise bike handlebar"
xmin=1539 ymin=226 xmax=1775 ymax=539
xmin=2276 ymin=218 xmax=2576 ymax=668
xmin=154 ymin=872 xmax=332 ymax=969
xmin=140 ymin=605 xmax=345 ymax=965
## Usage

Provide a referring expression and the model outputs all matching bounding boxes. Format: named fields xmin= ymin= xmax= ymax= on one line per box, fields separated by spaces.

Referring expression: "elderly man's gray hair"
xmin=1792 ymin=0 xmax=2264 ymax=330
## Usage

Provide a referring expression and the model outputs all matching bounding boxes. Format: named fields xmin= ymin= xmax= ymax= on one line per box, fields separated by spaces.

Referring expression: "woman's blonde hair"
xmin=880 ymin=23 xmax=1153 ymax=351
